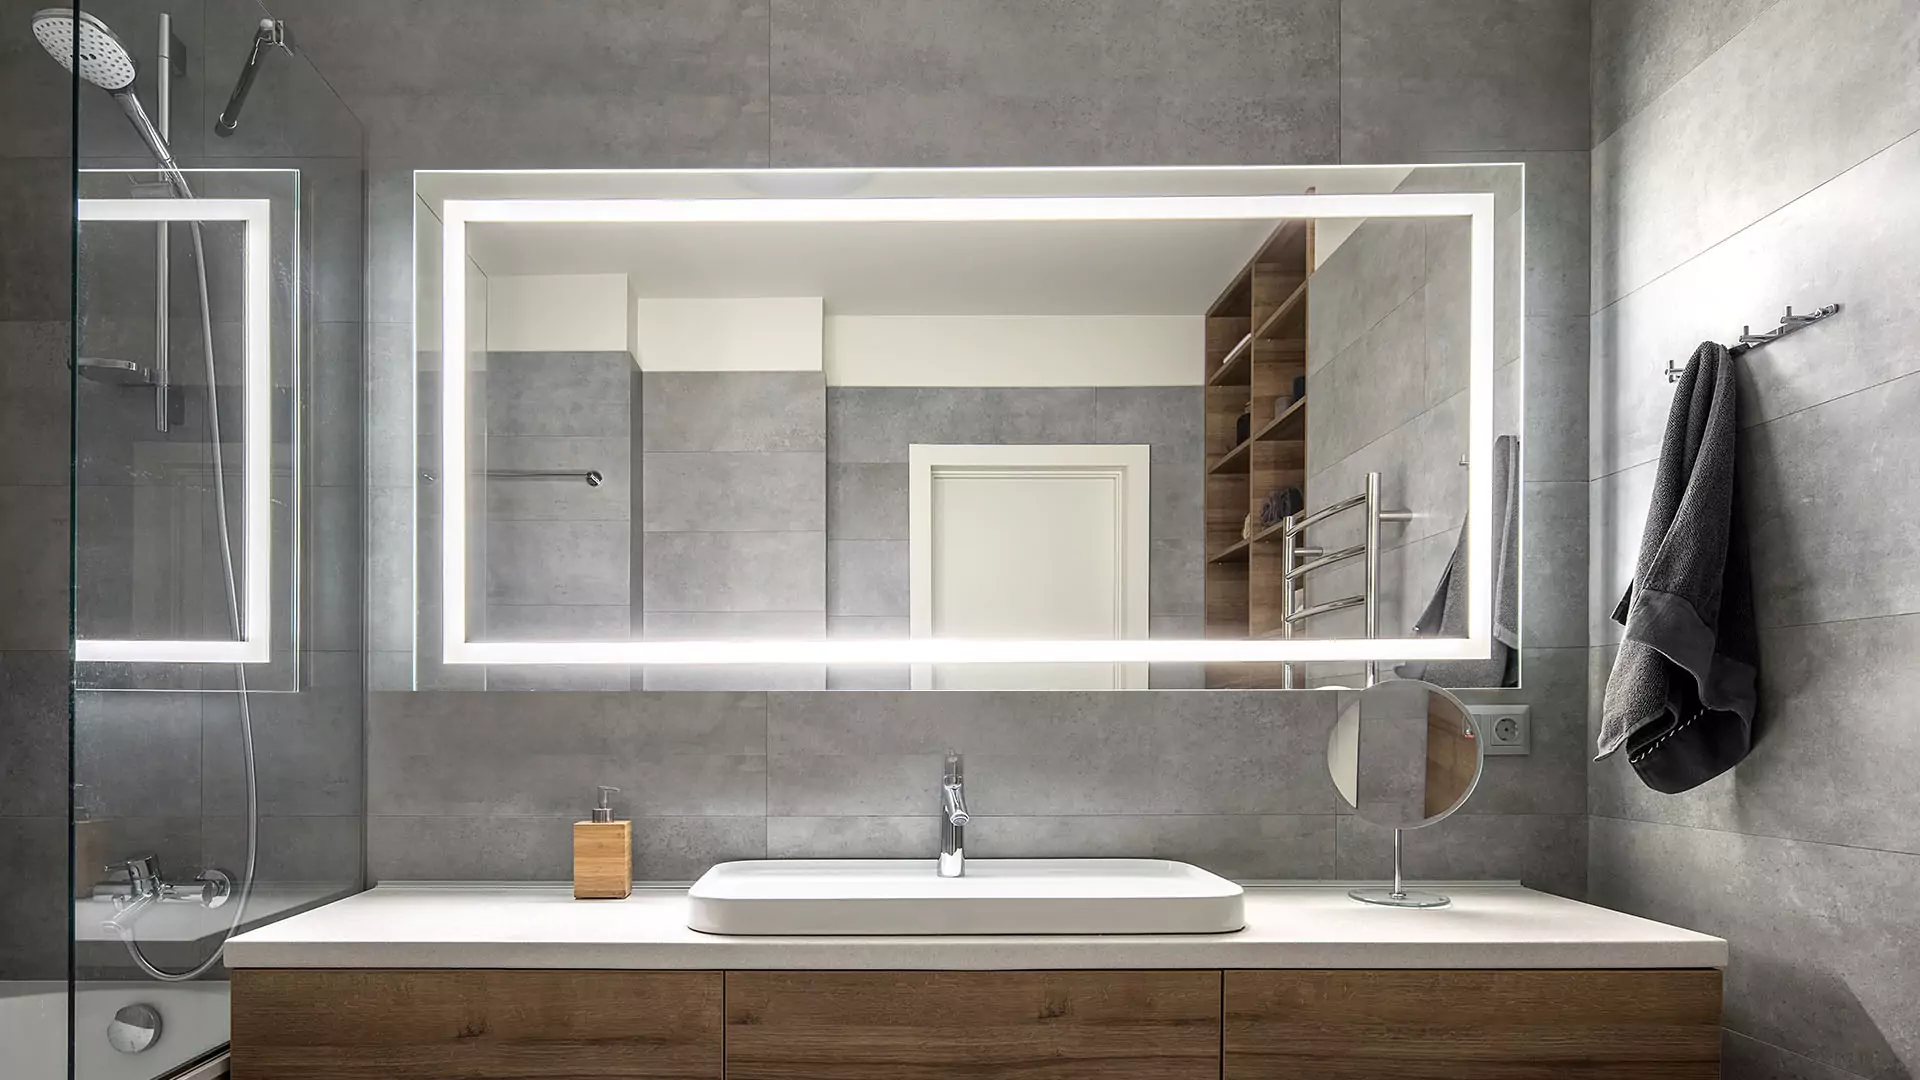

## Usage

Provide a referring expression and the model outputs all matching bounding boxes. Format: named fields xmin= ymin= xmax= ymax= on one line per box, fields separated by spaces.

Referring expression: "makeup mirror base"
xmin=1348 ymin=827 xmax=1452 ymax=909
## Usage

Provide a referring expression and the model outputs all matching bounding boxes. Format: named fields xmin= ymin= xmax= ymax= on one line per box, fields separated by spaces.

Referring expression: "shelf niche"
xmin=1203 ymin=220 xmax=1312 ymax=689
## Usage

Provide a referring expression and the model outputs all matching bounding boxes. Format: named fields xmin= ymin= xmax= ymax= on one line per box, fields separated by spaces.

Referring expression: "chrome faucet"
xmin=939 ymin=753 xmax=970 ymax=878
xmin=100 ymin=854 xmax=232 ymax=938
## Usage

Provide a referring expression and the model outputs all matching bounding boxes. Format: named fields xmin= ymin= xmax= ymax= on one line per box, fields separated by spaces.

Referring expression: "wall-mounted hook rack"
xmin=1667 ymin=303 xmax=1841 ymax=382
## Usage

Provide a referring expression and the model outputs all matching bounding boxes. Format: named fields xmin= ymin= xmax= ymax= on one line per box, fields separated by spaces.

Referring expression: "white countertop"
xmin=223 ymin=882 xmax=1727 ymax=971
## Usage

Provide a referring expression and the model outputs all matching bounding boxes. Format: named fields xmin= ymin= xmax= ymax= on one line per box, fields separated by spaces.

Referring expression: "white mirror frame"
xmin=437 ymin=190 xmax=1496 ymax=668
xmin=74 ymin=197 xmax=273 ymax=665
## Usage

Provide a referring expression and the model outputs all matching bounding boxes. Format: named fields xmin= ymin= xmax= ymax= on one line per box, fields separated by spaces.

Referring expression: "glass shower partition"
xmin=59 ymin=3 xmax=367 ymax=1077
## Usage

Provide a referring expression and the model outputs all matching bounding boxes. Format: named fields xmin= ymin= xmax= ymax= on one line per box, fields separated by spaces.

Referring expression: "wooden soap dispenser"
xmin=573 ymin=785 xmax=632 ymax=899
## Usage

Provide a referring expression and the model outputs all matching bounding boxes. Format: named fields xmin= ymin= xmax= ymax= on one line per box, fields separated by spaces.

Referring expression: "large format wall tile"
xmin=645 ymin=452 xmax=826 ymax=534
xmin=766 ymin=692 xmax=1338 ymax=817
xmin=1339 ymin=0 xmax=1590 ymax=162
xmin=0 ymin=818 xmax=67 ymax=978
xmin=1591 ymin=0 xmax=1920 ymax=307
xmin=1589 ymin=817 xmax=1920 ymax=1078
xmin=274 ymin=0 xmax=771 ymax=171
xmin=369 ymin=691 xmax=767 ymax=818
xmin=367 ymin=814 xmax=767 ymax=882
xmin=826 ymin=387 xmax=1096 ymax=463
xmin=487 ymin=353 xmax=632 ymax=438
xmin=643 ymin=372 xmax=826 ymax=453
xmin=1335 ymin=813 xmax=1588 ymax=898
xmin=1590 ymin=614 xmax=1920 ymax=857
xmin=1590 ymin=0 xmax=1783 ymax=143
xmin=1721 ymin=1030 xmax=1873 ymax=1080
xmin=645 ymin=531 xmax=825 ymax=614
xmin=769 ymin=0 xmax=1339 ymax=166
xmin=1742 ymin=373 xmax=1920 ymax=629
xmin=1590 ymin=131 xmax=1920 ymax=480
xmin=0 ymin=651 xmax=68 ymax=818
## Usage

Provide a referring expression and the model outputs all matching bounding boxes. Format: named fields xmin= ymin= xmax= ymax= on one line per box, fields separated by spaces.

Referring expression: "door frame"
xmin=908 ymin=443 xmax=1152 ymax=689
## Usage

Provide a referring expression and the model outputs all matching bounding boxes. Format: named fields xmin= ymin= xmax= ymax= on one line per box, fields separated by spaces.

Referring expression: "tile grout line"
xmin=1590 ymin=0 xmax=1788 ymax=152
xmin=1588 ymin=811 xmax=1920 ymax=861
xmin=1723 ymin=1027 xmax=1874 ymax=1080
xmin=1591 ymin=122 xmax=1920 ymax=317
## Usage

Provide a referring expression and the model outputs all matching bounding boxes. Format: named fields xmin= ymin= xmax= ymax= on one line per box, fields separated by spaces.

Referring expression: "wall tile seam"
xmin=1587 ymin=0 xmax=1791 ymax=152
xmin=646 ymin=529 xmax=828 ymax=535
xmin=1722 ymin=1026 xmax=1873 ymax=1080
xmin=1590 ymin=122 xmax=1920 ymax=319
xmin=1302 ymin=388 xmax=1470 ymax=488
xmin=1587 ymin=810 xmax=1920 ymax=861
xmin=1586 ymin=365 xmax=1920 ymax=485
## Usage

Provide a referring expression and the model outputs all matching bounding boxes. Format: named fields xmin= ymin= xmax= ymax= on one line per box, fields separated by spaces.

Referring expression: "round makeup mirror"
xmin=1327 ymin=678 xmax=1483 ymax=908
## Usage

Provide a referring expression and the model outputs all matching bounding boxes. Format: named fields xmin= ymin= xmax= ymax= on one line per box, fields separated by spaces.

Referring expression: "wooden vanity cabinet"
xmin=1223 ymin=969 xmax=1724 ymax=1079
xmin=229 ymin=969 xmax=724 ymax=1080
xmin=231 ymin=967 xmax=1722 ymax=1080
xmin=723 ymin=970 xmax=1222 ymax=1080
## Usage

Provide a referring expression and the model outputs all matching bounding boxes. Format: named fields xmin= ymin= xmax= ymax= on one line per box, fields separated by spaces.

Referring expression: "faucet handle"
xmin=194 ymin=869 xmax=233 ymax=909
xmin=105 ymin=854 xmax=160 ymax=884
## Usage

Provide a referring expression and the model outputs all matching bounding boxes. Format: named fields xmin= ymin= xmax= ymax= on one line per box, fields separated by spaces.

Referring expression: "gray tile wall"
xmin=641 ymin=371 xmax=827 ymax=691
xmin=482 ymin=351 xmax=636 ymax=691
xmin=823 ymin=386 xmax=1204 ymax=689
xmin=271 ymin=1 xmax=1590 ymax=891
xmin=0 ymin=0 xmax=369 ymax=983
xmin=1588 ymin=1 xmax=1920 ymax=1075
xmin=0 ymin=0 xmax=78 ymax=982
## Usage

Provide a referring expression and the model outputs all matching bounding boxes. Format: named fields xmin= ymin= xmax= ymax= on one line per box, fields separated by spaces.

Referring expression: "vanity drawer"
xmin=1223 ymin=968 xmax=1722 ymax=1079
xmin=230 ymin=969 xmax=723 ymax=1080
xmin=723 ymin=970 xmax=1222 ymax=1080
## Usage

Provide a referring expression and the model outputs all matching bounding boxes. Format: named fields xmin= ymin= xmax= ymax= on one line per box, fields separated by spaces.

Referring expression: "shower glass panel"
xmin=55 ymin=3 xmax=369 ymax=1078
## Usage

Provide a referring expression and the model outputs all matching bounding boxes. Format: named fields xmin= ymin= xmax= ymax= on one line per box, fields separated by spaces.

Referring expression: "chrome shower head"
xmin=30 ymin=8 xmax=192 ymax=197
xmin=31 ymin=8 xmax=138 ymax=93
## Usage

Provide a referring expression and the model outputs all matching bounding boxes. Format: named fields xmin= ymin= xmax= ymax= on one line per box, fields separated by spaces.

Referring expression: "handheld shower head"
xmin=30 ymin=8 xmax=190 ymax=196
xmin=31 ymin=8 xmax=137 ymax=92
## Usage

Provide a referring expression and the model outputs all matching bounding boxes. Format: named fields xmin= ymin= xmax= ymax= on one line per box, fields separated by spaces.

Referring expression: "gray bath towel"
xmin=1598 ymin=342 xmax=1758 ymax=794
xmin=1399 ymin=434 xmax=1519 ymax=687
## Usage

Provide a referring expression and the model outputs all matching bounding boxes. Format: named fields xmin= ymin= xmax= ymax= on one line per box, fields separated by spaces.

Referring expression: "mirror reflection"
xmin=421 ymin=168 xmax=1522 ymax=691
xmin=1328 ymin=679 xmax=1483 ymax=830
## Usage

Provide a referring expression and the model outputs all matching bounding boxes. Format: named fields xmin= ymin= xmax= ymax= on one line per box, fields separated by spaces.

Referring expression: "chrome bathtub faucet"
xmin=101 ymin=854 xmax=231 ymax=936
xmin=939 ymin=753 xmax=969 ymax=878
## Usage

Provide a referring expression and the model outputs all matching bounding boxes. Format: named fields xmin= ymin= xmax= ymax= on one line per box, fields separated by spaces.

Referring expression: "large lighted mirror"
xmin=409 ymin=167 xmax=1522 ymax=691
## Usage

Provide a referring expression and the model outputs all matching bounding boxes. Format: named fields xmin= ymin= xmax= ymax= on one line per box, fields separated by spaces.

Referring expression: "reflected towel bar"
xmin=418 ymin=469 xmax=604 ymax=487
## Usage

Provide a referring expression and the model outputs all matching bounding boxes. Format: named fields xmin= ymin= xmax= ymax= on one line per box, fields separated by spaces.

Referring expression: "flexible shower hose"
xmin=108 ymin=218 xmax=259 ymax=982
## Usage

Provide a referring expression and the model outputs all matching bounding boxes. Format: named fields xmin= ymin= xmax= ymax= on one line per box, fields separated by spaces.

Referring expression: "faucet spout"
xmin=939 ymin=753 xmax=967 ymax=878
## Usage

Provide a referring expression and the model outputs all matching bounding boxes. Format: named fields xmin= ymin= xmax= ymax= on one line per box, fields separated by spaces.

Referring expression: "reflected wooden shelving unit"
xmin=1203 ymin=220 xmax=1312 ymax=689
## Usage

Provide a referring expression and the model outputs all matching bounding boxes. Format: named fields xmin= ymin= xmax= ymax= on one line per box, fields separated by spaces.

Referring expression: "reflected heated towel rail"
xmin=1279 ymin=471 xmax=1412 ymax=688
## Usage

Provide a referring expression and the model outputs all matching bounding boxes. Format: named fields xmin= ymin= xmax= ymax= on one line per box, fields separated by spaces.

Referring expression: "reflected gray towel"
xmin=1399 ymin=434 xmax=1519 ymax=687
xmin=1598 ymin=342 xmax=1758 ymax=794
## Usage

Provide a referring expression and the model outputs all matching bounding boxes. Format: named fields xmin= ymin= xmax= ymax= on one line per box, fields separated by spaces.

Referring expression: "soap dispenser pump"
xmin=573 ymin=785 xmax=632 ymax=899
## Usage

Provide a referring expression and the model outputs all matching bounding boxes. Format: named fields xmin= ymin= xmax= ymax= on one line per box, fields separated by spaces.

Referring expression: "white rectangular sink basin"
xmin=687 ymin=858 xmax=1244 ymax=936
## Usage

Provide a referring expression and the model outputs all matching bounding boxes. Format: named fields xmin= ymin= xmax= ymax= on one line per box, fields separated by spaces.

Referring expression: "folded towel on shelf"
xmin=1259 ymin=486 xmax=1304 ymax=527
xmin=1399 ymin=433 xmax=1520 ymax=688
xmin=1598 ymin=342 xmax=1758 ymax=794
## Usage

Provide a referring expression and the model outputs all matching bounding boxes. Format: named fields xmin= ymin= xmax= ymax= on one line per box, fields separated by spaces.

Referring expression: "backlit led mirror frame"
xmin=419 ymin=169 xmax=1500 ymax=673
xmin=74 ymin=195 xmax=275 ymax=666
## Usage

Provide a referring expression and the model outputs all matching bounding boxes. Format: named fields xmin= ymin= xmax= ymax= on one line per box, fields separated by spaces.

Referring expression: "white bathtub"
xmin=0 ymin=981 xmax=229 ymax=1080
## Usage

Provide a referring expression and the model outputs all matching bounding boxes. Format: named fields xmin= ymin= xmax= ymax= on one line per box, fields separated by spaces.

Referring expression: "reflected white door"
xmin=909 ymin=445 xmax=1150 ymax=689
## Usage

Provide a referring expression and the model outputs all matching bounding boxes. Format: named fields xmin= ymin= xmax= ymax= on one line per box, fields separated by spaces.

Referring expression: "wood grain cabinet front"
xmin=229 ymin=969 xmax=723 ymax=1080
xmin=1223 ymin=969 xmax=1724 ymax=1079
xmin=229 ymin=966 xmax=1724 ymax=1080
xmin=723 ymin=970 xmax=1223 ymax=1080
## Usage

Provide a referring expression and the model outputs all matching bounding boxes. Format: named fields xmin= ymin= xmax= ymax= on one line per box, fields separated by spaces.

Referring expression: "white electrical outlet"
xmin=1468 ymin=704 xmax=1530 ymax=756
